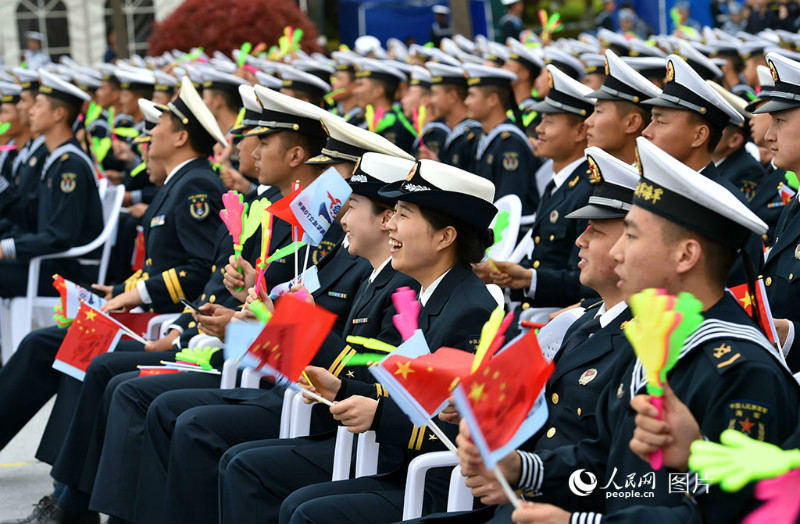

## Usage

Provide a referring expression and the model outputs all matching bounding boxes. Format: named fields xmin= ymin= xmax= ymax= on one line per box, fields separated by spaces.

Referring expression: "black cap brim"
xmin=641 ymin=96 xmax=685 ymax=111
xmin=565 ymin=204 xmax=628 ymax=220
xmin=378 ymin=181 xmax=498 ymax=230
xmin=306 ymin=154 xmax=343 ymax=166
xmin=528 ymin=99 xmax=584 ymax=115
xmin=243 ymin=126 xmax=279 ymax=138
xmin=752 ymin=98 xmax=800 ymax=114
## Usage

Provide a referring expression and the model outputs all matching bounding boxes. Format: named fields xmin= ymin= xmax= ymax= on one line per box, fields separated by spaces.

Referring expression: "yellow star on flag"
xmin=84 ymin=309 xmax=97 ymax=322
xmin=394 ymin=360 xmax=415 ymax=380
xmin=468 ymin=382 xmax=487 ymax=403
xmin=739 ymin=292 xmax=753 ymax=309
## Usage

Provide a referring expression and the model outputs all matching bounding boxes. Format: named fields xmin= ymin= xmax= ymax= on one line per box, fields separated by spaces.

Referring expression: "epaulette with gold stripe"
xmin=408 ymin=425 xmax=427 ymax=450
xmin=328 ymin=345 xmax=356 ymax=377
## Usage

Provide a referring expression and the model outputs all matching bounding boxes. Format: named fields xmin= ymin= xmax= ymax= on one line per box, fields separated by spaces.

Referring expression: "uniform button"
xmin=211 ymin=265 xmax=216 ymax=272
xmin=549 ymin=234 xmax=555 ymax=242
xmin=577 ymin=408 xmax=582 ymax=416
xmin=790 ymin=273 xmax=794 ymax=281
xmin=522 ymin=302 xmax=530 ymax=310
xmin=201 ymin=294 xmax=206 ymax=300
xmin=534 ymin=235 xmax=540 ymax=244
xmin=188 ymin=321 xmax=196 ymax=328
xmin=533 ymin=260 xmax=540 ymax=269
xmin=551 ymin=393 xmax=559 ymax=404
xmin=762 ymin=234 xmax=768 ymax=242
xmin=766 ymin=277 xmax=773 ymax=286
xmin=209 ymin=295 xmax=216 ymax=303
xmin=546 ymin=427 xmax=556 ymax=438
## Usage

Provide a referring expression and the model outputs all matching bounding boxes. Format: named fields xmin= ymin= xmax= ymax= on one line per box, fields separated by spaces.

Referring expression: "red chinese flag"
xmin=53 ymin=303 xmax=124 ymax=381
xmin=131 ymin=226 xmax=146 ymax=272
xmin=138 ymin=366 xmax=180 ymax=377
xmin=110 ymin=312 xmax=159 ymax=341
xmin=246 ymin=294 xmax=337 ymax=382
xmin=382 ymin=347 xmax=474 ymax=416
xmin=266 ymin=187 xmax=303 ymax=234
xmin=458 ymin=329 xmax=553 ymax=453
xmin=729 ymin=281 xmax=779 ymax=343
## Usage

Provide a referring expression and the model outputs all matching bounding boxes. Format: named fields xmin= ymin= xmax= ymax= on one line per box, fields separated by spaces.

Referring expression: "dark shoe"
xmin=12 ymin=495 xmax=58 ymax=523
xmin=51 ymin=507 xmax=99 ymax=524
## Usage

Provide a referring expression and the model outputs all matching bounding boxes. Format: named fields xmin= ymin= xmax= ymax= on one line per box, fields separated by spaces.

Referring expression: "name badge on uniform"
xmin=150 ymin=215 xmax=166 ymax=228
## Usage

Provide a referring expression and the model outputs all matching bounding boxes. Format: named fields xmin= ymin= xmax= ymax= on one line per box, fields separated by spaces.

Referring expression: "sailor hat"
xmin=349 ymin=152 xmax=416 ymax=204
xmin=245 ymin=85 xmax=327 ymax=138
xmin=155 ymin=76 xmax=227 ymax=151
xmin=566 ymin=146 xmax=640 ymax=220
xmin=643 ymin=55 xmax=743 ymax=130
xmin=378 ymin=159 xmax=498 ymax=230
xmin=38 ymin=70 xmax=90 ymax=108
xmin=529 ymin=64 xmax=596 ymax=116
xmin=308 ymin=111 xmax=415 ymax=165
xmin=588 ymin=50 xmax=662 ymax=105
xmin=633 ymin=137 xmax=767 ymax=249
xmin=753 ymin=52 xmax=800 ymax=114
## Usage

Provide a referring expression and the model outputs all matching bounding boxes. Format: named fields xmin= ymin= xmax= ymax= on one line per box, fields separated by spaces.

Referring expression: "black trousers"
xmin=134 ymin=387 xmax=280 ymax=523
xmin=87 ymin=371 xmax=221 ymax=521
xmin=0 ymin=326 xmax=66 ymax=455
xmin=50 ymin=345 xmax=168 ymax=493
xmin=218 ymin=436 xmax=338 ymax=524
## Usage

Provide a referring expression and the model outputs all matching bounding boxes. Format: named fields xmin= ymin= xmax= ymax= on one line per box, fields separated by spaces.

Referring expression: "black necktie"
xmin=557 ymin=315 xmax=602 ymax=361
xmin=537 ymin=180 xmax=557 ymax=214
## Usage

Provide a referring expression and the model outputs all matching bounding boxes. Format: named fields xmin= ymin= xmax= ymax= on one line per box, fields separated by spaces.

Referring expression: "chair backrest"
xmin=95 ymin=184 xmax=126 ymax=284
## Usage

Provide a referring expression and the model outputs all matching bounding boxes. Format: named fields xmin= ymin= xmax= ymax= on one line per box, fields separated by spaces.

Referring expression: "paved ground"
xmin=0 ymin=398 xmax=54 ymax=522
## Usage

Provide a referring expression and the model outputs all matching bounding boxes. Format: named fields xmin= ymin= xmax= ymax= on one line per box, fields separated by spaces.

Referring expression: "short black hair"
xmin=277 ymin=130 xmax=325 ymax=159
xmin=418 ymin=206 xmax=495 ymax=265
xmin=687 ymin=111 xmax=723 ymax=151
xmin=130 ymin=87 xmax=155 ymax=101
xmin=47 ymin=97 xmax=79 ymax=127
xmin=370 ymin=77 xmax=398 ymax=103
xmin=206 ymin=87 xmax=241 ymax=113
xmin=480 ymin=85 xmax=514 ymax=111
xmin=661 ymin=219 xmax=737 ymax=286
xmin=168 ymin=112 xmax=215 ymax=157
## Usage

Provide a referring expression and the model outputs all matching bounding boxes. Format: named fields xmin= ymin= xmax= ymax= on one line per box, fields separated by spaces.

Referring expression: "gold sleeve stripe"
xmin=333 ymin=349 xmax=356 ymax=377
xmin=330 ymin=346 xmax=356 ymax=377
xmin=408 ymin=426 xmax=420 ymax=449
xmin=416 ymin=425 xmax=427 ymax=450
xmin=328 ymin=346 xmax=352 ymax=374
xmin=162 ymin=268 xmax=186 ymax=304
xmin=162 ymin=269 xmax=179 ymax=303
xmin=169 ymin=268 xmax=186 ymax=300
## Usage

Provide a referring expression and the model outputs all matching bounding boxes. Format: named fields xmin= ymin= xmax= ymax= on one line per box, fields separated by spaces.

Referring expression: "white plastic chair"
xmin=330 ymin=427 xmax=380 ymax=481
xmin=240 ymin=367 xmax=261 ymax=388
xmin=279 ymin=389 xmax=297 ymax=438
xmin=146 ymin=313 xmax=181 ymax=341
xmin=220 ymin=358 xmax=238 ymax=390
xmin=402 ymin=458 xmax=474 ymax=519
xmin=288 ymin=391 xmax=314 ymax=438
xmin=447 ymin=465 xmax=474 ymax=512
xmin=1 ymin=184 xmax=125 ymax=363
